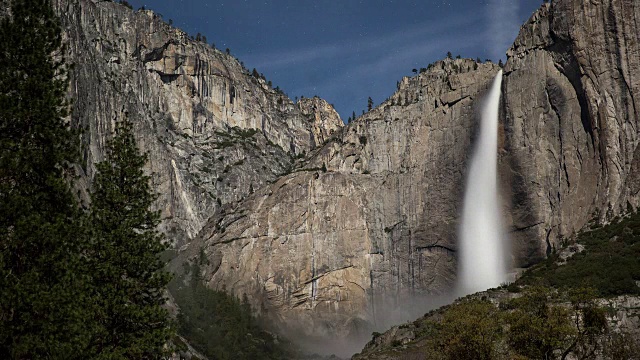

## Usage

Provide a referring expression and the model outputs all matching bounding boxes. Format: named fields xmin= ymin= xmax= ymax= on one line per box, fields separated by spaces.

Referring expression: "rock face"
xmin=55 ymin=0 xmax=342 ymax=247
xmin=43 ymin=0 xmax=640 ymax=351
xmin=182 ymin=59 xmax=502 ymax=340
xmin=182 ymin=0 xmax=640 ymax=343
xmin=502 ymin=0 xmax=640 ymax=266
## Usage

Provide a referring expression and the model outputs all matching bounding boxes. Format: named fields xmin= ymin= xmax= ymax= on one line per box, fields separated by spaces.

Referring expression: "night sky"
xmin=126 ymin=0 xmax=543 ymax=120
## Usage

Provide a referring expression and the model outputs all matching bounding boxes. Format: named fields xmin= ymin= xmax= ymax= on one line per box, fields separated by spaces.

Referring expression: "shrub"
xmin=119 ymin=0 xmax=133 ymax=9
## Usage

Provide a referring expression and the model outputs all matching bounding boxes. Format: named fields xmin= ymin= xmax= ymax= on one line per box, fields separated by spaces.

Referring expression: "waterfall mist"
xmin=458 ymin=70 xmax=507 ymax=295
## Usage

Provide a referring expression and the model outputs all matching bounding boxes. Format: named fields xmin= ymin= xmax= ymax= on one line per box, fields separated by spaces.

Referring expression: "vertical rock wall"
xmin=185 ymin=0 xmax=640 ymax=340
xmin=502 ymin=0 xmax=640 ymax=265
xmin=184 ymin=60 xmax=501 ymax=339
xmin=27 ymin=0 xmax=640 ymax=347
xmin=55 ymin=0 xmax=342 ymax=246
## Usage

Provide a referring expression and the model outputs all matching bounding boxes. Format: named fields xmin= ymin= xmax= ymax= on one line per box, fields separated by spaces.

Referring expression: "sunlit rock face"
xmin=55 ymin=0 xmax=343 ymax=247
xmin=185 ymin=0 xmax=640 ymax=340
xmin=501 ymin=0 xmax=640 ymax=267
xmin=183 ymin=59 xmax=502 ymax=339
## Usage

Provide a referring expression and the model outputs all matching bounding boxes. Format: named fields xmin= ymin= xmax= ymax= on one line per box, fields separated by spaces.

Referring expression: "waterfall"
xmin=457 ymin=70 xmax=506 ymax=295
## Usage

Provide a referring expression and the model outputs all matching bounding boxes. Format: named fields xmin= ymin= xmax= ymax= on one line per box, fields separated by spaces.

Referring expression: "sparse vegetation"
xmin=432 ymin=299 xmax=503 ymax=359
xmin=517 ymin=210 xmax=640 ymax=297
xmin=118 ymin=0 xmax=133 ymax=9
xmin=370 ymin=286 xmax=627 ymax=360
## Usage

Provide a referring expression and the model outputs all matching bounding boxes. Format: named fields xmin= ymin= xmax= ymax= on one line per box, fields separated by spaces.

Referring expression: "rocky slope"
xmin=352 ymin=290 xmax=640 ymax=359
xmin=54 ymin=0 xmax=342 ymax=247
xmin=353 ymin=203 xmax=640 ymax=359
xmin=180 ymin=59 xmax=502 ymax=341
xmin=502 ymin=0 xmax=640 ymax=266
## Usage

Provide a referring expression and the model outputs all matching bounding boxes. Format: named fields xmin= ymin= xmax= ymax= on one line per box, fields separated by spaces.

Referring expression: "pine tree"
xmin=0 ymin=0 xmax=91 ymax=357
xmin=367 ymin=96 xmax=373 ymax=111
xmin=88 ymin=119 xmax=173 ymax=358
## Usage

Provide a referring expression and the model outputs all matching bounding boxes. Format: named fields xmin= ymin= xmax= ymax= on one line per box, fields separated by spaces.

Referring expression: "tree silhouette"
xmin=87 ymin=119 xmax=173 ymax=357
xmin=0 ymin=0 xmax=91 ymax=356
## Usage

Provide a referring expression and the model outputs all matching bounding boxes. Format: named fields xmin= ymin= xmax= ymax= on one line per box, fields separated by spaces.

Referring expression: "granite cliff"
xmin=55 ymin=0 xmax=343 ymax=247
xmin=180 ymin=0 xmax=640 ymax=344
xmin=502 ymin=0 xmax=640 ymax=267
xmin=182 ymin=59 xmax=502 ymax=341
xmin=39 ymin=0 xmax=640 ymax=351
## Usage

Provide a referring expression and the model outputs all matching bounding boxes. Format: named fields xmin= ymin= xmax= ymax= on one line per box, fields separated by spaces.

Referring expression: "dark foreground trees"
xmin=0 ymin=0 xmax=172 ymax=357
xmin=0 ymin=0 xmax=91 ymax=357
xmin=87 ymin=119 xmax=172 ymax=358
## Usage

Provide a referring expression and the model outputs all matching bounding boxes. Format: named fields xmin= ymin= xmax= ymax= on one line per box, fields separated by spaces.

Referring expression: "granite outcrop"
xmin=182 ymin=0 xmax=640 ymax=342
xmin=182 ymin=59 xmax=502 ymax=340
xmin=38 ymin=0 xmax=640 ymax=349
xmin=502 ymin=0 xmax=640 ymax=265
xmin=55 ymin=0 xmax=343 ymax=247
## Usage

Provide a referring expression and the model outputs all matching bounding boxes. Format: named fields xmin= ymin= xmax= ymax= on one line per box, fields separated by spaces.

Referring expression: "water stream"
xmin=458 ymin=70 xmax=506 ymax=295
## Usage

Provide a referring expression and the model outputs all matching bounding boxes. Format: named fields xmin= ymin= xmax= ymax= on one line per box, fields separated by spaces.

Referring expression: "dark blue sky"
xmin=127 ymin=0 xmax=543 ymax=120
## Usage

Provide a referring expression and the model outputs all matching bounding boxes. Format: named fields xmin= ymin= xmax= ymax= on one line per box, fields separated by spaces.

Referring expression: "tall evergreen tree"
xmin=0 ymin=0 xmax=91 ymax=357
xmin=88 ymin=119 xmax=173 ymax=358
